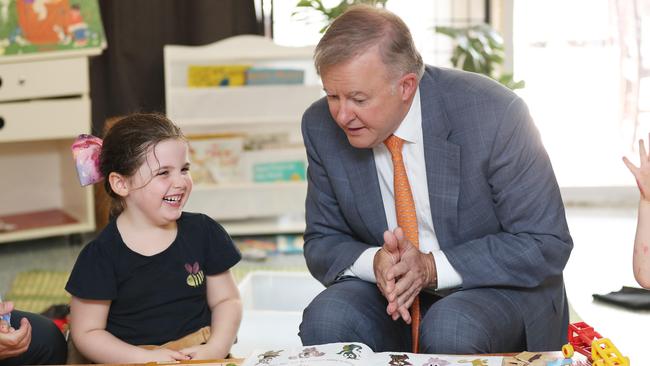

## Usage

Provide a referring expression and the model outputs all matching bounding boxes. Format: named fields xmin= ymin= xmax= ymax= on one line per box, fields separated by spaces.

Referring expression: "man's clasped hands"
xmin=373 ymin=227 xmax=437 ymax=323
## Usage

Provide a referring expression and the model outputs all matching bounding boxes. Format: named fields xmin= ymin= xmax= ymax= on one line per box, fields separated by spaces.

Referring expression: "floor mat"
xmin=5 ymin=264 xmax=309 ymax=314
xmin=4 ymin=270 xmax=71 ymax=313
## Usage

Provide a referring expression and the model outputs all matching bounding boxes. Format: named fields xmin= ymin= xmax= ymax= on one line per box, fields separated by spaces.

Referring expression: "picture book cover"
xmin=0 ymin=0 xmax=105 ymax=56
xmin=188 ymin=65 xmax=250 ymax=87
xmin=188 ymin=135 xmax=244 ymax=184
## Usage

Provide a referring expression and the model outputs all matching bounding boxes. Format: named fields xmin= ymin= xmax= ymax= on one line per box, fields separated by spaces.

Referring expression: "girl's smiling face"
xmin=125 ymin=138 xmax=193 ymax=226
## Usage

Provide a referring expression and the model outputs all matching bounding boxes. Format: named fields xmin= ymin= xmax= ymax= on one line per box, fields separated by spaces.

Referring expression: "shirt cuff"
xmin=431 ymin=250 xmax=463 ymax=290
xmin=342 ymin=247 xmax=381 ymax=283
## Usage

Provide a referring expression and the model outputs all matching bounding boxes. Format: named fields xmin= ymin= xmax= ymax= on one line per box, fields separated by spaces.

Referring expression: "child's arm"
xmin=180 ymin=270 xmax=242 ymax=360
xmin=623 ymin=135 xmax=650 ymax=288
xmin=70 ymin=296 xmax=190 ymax=363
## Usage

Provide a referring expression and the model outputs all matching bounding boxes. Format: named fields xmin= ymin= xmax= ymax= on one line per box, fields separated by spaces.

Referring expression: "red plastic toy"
xmin=562 ymin=322 xmax=629 ymax=366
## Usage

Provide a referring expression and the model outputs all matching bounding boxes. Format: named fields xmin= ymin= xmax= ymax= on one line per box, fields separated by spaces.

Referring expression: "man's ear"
xmin=108 ymin=172 xmax=129 ymax=197
xmin=398 ymin=73 xmax=418 ymax=102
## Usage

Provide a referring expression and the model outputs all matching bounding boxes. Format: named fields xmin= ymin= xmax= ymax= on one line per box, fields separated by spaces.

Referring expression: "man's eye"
xmin=354 ymin=99 xmax=366 ymax=104
xmin=182 ymin=167 xmax=190 ymax=173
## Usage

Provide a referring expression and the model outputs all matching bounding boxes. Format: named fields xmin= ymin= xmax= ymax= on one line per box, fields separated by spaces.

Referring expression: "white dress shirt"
xmin=343 ymin=88 xmax=463 ymax=290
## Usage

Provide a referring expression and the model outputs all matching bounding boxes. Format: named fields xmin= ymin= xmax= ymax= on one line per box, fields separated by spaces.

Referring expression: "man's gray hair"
xmin=314 ymin=5 xmax=424 ymax=81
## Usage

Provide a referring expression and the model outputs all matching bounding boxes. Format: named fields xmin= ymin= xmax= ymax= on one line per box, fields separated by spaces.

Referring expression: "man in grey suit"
xmin=298 ymin=5 xmax=573 ymax=354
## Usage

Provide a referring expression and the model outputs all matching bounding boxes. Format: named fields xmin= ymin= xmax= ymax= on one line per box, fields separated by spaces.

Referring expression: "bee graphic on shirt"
xmin=185 ymin=262 xmax=205 ymax=287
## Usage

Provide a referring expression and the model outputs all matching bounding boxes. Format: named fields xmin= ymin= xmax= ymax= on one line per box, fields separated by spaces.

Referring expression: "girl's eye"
xmin=157 ymin=170 xmax=169 ymax=176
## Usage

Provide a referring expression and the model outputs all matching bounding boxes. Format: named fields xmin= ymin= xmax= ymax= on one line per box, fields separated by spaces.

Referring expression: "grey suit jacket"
xmin=301 ymin=66 xmax=573 ymax=350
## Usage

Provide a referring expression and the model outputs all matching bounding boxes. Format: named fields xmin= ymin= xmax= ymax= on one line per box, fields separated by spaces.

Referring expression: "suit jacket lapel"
xmin=341 ymin=143 xmax=387 ymax=246
xmin=420 ymin=69 xmax=460 ymax=248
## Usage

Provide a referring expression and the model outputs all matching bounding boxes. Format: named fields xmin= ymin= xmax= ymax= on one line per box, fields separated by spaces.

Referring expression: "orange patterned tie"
xmin=384 ymin=134 xmax=420 ymax=353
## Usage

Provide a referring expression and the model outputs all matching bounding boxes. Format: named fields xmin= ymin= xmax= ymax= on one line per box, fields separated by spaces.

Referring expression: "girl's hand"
xmin=179 ymin=344 xmax=227 ymax=361
xmin=146 ymin=348 xmax=191 ymax=362
xmin=624 ymin=134 xmax=650 ymax=202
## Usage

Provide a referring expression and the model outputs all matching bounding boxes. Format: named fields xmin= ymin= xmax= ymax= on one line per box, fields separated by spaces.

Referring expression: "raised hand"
xmin=623 ymin=134 xmax=650 ymax=201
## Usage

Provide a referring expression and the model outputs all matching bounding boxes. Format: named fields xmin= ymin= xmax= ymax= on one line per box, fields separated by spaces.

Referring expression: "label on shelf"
xmin=253 ymin=161 xmax=306 ymax=182
xmin=246 ymin=68 xmax=304 ymax=85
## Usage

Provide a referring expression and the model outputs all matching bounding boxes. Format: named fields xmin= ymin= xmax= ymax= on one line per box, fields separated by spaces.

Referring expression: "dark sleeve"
xmin=65 ymin=240 xmax=117 ymax=300
xmin=201 ymin=214 xmax=241 ymax=275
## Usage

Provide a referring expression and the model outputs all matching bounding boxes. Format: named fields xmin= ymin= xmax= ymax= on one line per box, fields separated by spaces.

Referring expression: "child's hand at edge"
xmin=623 ymin=134 xmax=650 ymax=202
xmin=0 ymin=302 xmax=14 ymax=333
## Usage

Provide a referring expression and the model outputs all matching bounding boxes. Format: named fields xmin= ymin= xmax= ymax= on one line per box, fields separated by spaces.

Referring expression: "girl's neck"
xmin=116 ymin=211 xmax=178 ymax=256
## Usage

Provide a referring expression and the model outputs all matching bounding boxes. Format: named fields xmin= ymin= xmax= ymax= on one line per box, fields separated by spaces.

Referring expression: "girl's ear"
xmin=108 ymin=172 xmax=129 ymax=197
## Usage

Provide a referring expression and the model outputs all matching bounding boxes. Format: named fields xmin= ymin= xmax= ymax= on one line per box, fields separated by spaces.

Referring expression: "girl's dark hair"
xmin=100 ymin=113 xmax=185 ymax=217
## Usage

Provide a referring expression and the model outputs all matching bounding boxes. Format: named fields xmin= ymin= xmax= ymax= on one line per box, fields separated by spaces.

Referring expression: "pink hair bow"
xmin=71 ymin=134 xmax=104 ymax=186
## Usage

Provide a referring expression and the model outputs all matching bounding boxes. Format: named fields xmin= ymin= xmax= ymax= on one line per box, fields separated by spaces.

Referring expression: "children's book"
xmin=0 ymin=0 xmax=105 ymax=56
xmin=241 ymin=342 xmax=503 ymax=366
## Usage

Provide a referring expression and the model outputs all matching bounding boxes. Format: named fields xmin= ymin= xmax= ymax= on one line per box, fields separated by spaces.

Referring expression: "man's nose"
xmin=336 ymin=102 xmax=354 ymax=124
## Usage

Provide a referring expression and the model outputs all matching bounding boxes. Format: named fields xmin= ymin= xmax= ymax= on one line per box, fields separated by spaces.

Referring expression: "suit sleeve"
xmin=301 ymin=107 xmax=377 ymax=286
xmin=444 ymin=97 xmax=573 ymax=289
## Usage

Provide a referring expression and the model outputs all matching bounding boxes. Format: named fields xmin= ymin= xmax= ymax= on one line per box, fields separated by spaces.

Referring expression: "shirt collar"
xmin=392 ymin=87 xmax=422 ymax=145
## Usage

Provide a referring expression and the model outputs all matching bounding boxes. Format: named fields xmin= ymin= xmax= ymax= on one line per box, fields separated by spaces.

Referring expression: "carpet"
xmin=5 ymin=263 xmax=309 ymax=314
xmin=4 ymin=271 xmax=71 ymax=313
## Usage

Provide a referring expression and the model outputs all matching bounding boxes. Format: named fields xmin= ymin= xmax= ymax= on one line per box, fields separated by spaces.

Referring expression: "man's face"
xmin=321 ymin=46 xmax=415 ymax=149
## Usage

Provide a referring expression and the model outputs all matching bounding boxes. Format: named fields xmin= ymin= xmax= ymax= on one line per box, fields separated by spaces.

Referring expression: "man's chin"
xmin=346 ymin=134 xmax=378 ymax=149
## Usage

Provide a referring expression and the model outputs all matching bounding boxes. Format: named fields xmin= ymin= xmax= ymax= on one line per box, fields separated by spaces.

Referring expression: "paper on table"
xmin=241 ymin=342 xmax=503 ymax=366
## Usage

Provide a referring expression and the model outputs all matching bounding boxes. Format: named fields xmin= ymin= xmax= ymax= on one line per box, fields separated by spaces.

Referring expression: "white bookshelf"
xmin=164 ymin=35 xmax=320 ymax=235
xmin=0 ymin=51 xmax=100 ymax=244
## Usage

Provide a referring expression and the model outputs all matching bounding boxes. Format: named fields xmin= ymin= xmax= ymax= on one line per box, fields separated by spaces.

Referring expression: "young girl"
xmin=66 ymin=113 xmax=242 ymax=363
xmin=623 ymin=134 xmax=650 ymax=289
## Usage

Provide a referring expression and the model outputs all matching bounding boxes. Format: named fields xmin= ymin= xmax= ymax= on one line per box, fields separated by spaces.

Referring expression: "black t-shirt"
xmin=65 ymin=212 xmax=241 ymax=345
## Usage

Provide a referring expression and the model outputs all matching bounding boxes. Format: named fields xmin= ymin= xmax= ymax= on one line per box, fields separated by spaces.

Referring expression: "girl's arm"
xmin=69 ymin=297 xmax=190 ymax=363
xmin=633 ymin=201 xmax=650 ymax=288
xmin=623 ymin=135 xmax=650 ymax=288
xmin=181 ymin=270 xmax=242 ymax=360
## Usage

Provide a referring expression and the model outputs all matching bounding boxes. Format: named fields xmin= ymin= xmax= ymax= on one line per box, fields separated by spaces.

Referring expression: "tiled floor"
xmin=0 ymin=205 xmax=644 ymax=362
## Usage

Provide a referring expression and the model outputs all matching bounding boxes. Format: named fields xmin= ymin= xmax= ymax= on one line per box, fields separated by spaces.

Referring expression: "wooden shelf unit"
xmin=0 ymin=52 xmax=99 ymax=244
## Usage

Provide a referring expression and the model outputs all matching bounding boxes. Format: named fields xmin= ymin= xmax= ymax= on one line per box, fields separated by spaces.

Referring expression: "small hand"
xmin=0 ymin=317 xmax=31 ymax=361
xmin=623 ymin=133 xmax=650 ymax=202
xmin=385 ymin=228 xmax=437 ymax=323
xmin=179 ymin=343 xmax=227 ymax=361
xmin=146 ymin=348 xmax=191 ymax=362
xmin=374 ymin=230 xmax=400 ymax=300
xmin=0 ymin=301 xmax=13 ymax=333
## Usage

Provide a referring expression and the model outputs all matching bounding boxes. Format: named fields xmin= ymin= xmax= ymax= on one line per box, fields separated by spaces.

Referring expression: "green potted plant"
xmin=292 ymin=0 xmax=387 ymax=33
xmin=292 ymin=2 xmax=523 ymax=90
xmin=435 ymin=24 xmax=525 ymax=90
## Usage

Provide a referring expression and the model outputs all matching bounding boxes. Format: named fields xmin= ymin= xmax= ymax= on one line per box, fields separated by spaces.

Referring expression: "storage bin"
xmin=231 ymin=271 xmax=324 ymax=358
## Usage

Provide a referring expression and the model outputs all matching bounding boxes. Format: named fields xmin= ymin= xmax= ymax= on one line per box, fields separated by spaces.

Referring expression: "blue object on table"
xmin=546 ymin=358 xmax=573 ymax=366
xmin=0 ymin=296 xmax=10 ymax=325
